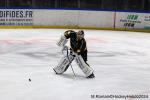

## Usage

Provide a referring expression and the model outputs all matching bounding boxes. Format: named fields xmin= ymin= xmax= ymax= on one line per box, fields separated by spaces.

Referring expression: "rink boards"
xmin=0 ymin=9 xmax=150 ymax=32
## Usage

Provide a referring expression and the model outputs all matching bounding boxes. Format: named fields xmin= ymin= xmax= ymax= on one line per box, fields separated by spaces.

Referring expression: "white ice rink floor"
xmin=0 ymin=29 xmax=150 ymax=100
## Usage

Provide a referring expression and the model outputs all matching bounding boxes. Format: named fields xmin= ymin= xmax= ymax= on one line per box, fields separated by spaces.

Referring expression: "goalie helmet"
xmin=78 ymin=30 xmax=84 ymax=35
xmin=77 ymin=30 xmax=84 ymax=40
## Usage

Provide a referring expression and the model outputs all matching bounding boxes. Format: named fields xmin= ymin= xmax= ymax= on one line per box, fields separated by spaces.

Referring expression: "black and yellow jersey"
xmin=64 ymin=30 xmax=87 ymax=55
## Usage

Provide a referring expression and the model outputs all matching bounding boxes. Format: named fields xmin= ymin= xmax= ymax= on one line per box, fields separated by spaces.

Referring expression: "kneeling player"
xmin=53 ymin=30 xmax=95 ymax=78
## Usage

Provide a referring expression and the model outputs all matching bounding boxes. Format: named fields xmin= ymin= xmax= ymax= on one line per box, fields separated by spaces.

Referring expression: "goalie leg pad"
xmin=75 ymin=55 xmax=94 ymax=77
xmin=53 ymin=54 xmax=74 ymax=74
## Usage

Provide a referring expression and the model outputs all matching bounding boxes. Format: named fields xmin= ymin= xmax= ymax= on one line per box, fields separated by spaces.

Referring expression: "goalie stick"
xmin=66 ymin=47 xmax=76 ymax=77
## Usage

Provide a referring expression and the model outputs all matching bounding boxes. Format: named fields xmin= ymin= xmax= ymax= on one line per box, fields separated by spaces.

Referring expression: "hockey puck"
xmin=29 ymin=78 xmax=31 ymax=82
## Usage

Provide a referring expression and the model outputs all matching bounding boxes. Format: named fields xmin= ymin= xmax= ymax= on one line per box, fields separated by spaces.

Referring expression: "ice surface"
xmin=0 ymin=29 xmax=150 ymax=100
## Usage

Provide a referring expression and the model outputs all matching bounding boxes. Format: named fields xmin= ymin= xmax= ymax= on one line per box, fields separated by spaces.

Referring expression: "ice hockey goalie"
xmin=53 ymin=30 xmax=95 ymax=78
